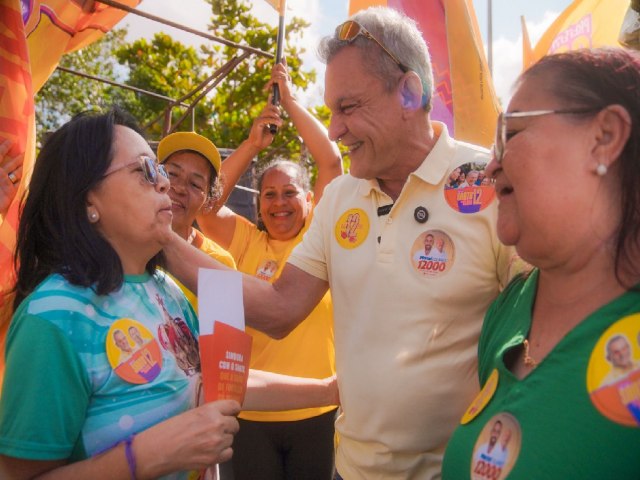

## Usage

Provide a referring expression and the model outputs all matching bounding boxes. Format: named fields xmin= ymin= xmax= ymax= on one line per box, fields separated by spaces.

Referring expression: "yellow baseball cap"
xmin=157 ymin=131 xmax=221 ymax=174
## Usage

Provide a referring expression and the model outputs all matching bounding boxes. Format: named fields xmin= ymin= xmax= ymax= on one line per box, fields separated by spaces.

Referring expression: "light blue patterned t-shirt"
xmin=0 ymin=271 xmax=202 ymax=479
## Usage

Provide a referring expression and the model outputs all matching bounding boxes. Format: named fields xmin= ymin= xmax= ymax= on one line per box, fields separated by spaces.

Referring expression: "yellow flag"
xmin=530 ymin=0 xmax=629 ymax=65
xmin=264 ymin=0 xmax=286 ymax=15
xmin=0 ymin=0 xmax=138 ymax=392
xmin=521 ymin=16 xmax=534 ymax=70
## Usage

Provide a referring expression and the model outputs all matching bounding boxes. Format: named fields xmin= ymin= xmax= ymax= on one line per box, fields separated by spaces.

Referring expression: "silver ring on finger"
xmin=8 ymin=171 xmax=18 ymax=184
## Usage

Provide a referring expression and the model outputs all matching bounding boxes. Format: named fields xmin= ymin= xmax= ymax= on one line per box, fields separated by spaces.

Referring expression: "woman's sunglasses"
xmin=102 ymin=156 xmax=168 ymax=186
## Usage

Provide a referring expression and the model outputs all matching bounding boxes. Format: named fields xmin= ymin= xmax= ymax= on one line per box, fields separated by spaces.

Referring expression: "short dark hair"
xmin=14 ymin=107 xmax=164 ymax=309
xmin=520 ymin=48 xmax=640 ymax=286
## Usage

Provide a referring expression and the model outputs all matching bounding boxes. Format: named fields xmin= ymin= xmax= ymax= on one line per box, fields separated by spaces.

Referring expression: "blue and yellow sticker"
xmin=107 ymin=319 xmax=162 ymax=384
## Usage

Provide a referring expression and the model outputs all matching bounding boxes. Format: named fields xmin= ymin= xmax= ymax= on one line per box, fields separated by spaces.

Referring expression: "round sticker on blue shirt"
xmin=107 ymin=319 xmax=163 ymax=384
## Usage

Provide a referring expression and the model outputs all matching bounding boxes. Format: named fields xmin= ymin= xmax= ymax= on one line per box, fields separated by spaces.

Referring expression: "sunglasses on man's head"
xmin=102 ymin=156 xmax=168 ymax=186
xmin=336 ymin=20 xmax=408 ymax=73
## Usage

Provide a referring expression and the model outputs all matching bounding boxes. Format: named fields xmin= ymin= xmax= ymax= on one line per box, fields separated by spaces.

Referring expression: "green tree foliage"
xmin=35 ymin=28 xmax=135 ymax=146
xmin=35 ymin=0 xmax=341 ymax=174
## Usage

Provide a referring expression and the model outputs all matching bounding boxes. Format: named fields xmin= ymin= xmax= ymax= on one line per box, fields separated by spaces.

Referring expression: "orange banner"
xmin=0 ymin=0 xmax=138 ymax=390
xmin=349 ymin=0 xmax=499 ymax=146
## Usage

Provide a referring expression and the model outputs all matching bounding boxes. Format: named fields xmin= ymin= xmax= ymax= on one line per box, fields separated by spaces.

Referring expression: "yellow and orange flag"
xmin=264 ymin=0 xmax=286 ymax=15
xmin=349 ymin=0 xmax=499 ymax=147
xmin=0 ymin=0 xmax=138 ymax=388
xmin=522 ymin=0 xmax=630 ymax=69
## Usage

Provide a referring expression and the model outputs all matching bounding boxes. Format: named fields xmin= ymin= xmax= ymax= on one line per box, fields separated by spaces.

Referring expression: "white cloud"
xmin=490 ymin=11 xmax=559 ymax=107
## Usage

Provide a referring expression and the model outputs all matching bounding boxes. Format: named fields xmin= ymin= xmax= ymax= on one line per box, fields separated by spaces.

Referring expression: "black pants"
xmin=220 ymin=408 xmax=338 ymax=480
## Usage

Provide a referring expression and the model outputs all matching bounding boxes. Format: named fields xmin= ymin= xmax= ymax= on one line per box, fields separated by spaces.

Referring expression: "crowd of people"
xmin=1 ymin=5 xmax=640 ymax=480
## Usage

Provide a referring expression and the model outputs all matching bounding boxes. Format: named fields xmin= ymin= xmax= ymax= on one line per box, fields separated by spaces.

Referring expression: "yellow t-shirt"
xmin=229 ymin=214 xmax=336 ymax=422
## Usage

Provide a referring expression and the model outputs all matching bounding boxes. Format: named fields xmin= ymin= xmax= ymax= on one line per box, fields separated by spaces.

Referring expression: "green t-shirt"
xmin=443 ymin=270 xmax=640 ymax=479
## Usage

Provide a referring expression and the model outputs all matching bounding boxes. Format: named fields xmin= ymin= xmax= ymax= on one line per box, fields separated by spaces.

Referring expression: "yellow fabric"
xmin=528 ymin=0 xmax=628 ymax=68
xmin=228 ymin=214 xmax=336 ymax=422
xmin=0 ymin=0 xmax=139 ymax=393
xmin=174 ymin=229 xmax=236 ymax=310
xmin=157 ymin=132 xmax=221 ymax=174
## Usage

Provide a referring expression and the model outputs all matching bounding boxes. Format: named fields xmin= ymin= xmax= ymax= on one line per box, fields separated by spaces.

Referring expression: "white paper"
xmin=197 ymin=269 xmax=245 ymax=335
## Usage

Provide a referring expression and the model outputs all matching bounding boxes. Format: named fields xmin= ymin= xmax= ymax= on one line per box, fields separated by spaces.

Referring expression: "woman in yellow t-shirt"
xmin=197 ymin=63 xmax=343 ymax=480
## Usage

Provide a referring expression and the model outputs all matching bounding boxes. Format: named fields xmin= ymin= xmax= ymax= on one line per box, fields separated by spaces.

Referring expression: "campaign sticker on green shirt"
xmin=470 ymin=412 xmax=521 ymax=480
xmin=587 ymin=314 xmax=640 ymax=427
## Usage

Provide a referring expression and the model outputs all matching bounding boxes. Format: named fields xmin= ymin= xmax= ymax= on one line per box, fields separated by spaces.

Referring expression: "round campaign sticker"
xmin=461 ymin=369 xmax=499 ymax=425
xmin=586 ymin=314 xmax=640 ymax=427
xmin=410 ymin=229 xmax=455 ymax=277
xmin=444 ymin=162 xmax=496 ymax=214
xmin=256 ymin=259 xmax=279 ymax=281
xmin=106 ymin=319 xmax=163 ymax=384
xmin=470 ymin=412 xmax=522 ymax=480
xmin=335 ymin=208 xmax=369 ymax=249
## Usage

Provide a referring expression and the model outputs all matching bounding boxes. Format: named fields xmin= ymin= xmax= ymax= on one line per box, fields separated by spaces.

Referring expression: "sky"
xmin=120 ymin=0 xmax=575 ymax=108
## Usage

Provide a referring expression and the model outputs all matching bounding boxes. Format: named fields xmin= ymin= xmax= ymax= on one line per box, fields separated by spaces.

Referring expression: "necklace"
xmin=522 ymin=339 xmax=538 ymax=368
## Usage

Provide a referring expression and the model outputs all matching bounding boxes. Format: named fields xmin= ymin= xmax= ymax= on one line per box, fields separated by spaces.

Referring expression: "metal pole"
xmin=96 ymin=0 xmax=274 ymax=59
xmin=487 ymin=0 xmax=493 ymax=75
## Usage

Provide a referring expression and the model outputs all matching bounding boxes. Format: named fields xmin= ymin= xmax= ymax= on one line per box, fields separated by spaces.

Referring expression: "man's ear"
xmin=399 ymin=72 xmax=424 ymax=111
xmin=591 ymin=104 xmax=631 ymax=170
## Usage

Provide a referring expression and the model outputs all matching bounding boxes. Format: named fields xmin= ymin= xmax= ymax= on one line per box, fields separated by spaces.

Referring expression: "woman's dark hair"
xmin=255 ymin=159 xmax=310 ymax=232
xmin=13 ymin=107 xmax=164 ymax=310
xmin=519 ymin=48 xmax=640 ymax=286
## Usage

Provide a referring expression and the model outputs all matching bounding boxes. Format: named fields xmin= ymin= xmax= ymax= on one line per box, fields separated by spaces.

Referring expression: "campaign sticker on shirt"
xmin=335 ymin=208 xmax=369 ymax=249
xmin=106 ymin=319 xmax=163 ymax=384
xmin=470 ymin=412 xmax=522 ymax=480
xmin=461 ymin=369 xmax=499 ymax=425
xmin=256 ymin=259 xmax=279 ymax=281
xmin=410 ymin=229 xmax=455 ymax=277
xmin=586 ymin=314 xmax=640 ymax=427
xmin=444 ymin=162 xmax=495 ymax=214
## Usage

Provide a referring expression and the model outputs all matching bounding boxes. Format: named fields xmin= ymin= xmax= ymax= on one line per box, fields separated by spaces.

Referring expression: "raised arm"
xmin=162 ymin=231 xmax=328 ymax=338
xmin=268 ymin=62 xmax=343 ymax=203
xmin=196 ymin=105 xmax=282 ymax=249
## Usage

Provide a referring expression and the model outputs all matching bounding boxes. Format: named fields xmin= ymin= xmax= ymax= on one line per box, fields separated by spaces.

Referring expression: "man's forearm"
xmin=163 ymin=231 xmax=232 ymax=292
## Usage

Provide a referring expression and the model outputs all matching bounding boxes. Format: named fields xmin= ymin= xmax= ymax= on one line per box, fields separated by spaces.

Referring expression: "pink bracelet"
xmin=123 ymin=435 xmax=137 ymax=480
